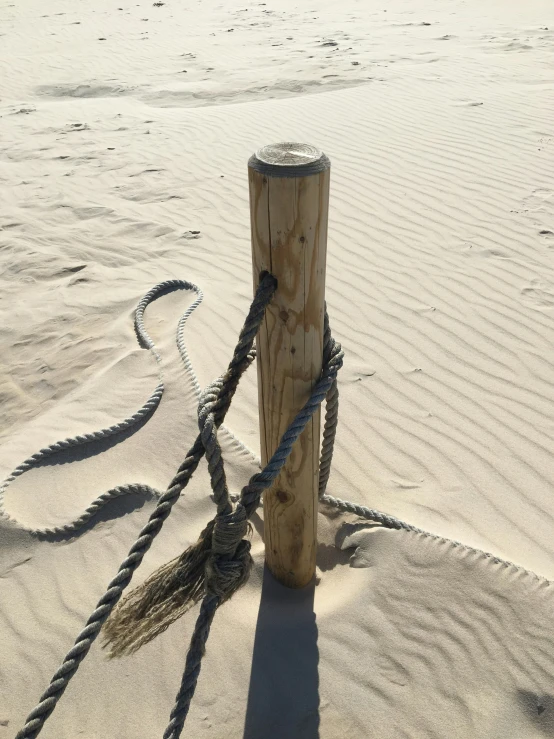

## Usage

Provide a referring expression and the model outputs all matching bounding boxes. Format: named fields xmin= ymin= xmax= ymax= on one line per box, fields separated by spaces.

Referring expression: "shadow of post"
xmin=242 ymin=565 xmax=320 ymax=739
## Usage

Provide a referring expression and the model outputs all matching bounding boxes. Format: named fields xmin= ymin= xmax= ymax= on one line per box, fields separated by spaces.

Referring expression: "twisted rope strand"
xmin=0 ymin=280 xmax=201 ymax=536
xmin=162 ymin=595 xmax=219 ymax=739
xmin=163 ymin=306 xmax=546 ymax=739
xmin=240 ymin=337 xmax=344 ymax=519
xmin=162 ymin=333 xmax=345 ymax=738
xmin=97 ymin=281 xmax=283 ymax=659
xmin=12 ymin=272 xmax=539 ymax=739
xmin=0 ymin=278 xmax=260 ymax=538
xmin=14 ymin=275 xmax=277 ymax=739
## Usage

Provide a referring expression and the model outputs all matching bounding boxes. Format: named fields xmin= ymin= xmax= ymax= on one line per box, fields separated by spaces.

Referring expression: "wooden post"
xmin=248 ymin=143 xmax=330 ymax=588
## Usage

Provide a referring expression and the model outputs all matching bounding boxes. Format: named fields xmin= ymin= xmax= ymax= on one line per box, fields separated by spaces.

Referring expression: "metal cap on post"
xmin=248 ymin=142 xmax=331 ymax=588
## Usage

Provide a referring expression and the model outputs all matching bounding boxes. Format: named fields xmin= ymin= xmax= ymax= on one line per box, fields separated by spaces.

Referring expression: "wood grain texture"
xmin=249 ymin=151 xmax=330 ymax=587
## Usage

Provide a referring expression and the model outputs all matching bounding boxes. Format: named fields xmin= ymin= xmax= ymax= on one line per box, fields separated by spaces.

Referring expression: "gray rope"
xmin=318 ymin=309 xmax=339 ymax=499
xmin=164 ymin=305 xmax=547 ymax=739
xmin=162 ymin=331 xmax=344 ymax=738
xmin=36 ymin=484 xmax=159 ymax=539
xmin=162 ymin=595 xmax=219 ymax=739
xmin=175 ymin=287 xmax=260 ymax=464
xmin=319 ymin=494 xmax=547 ymax=578
xmin=320 ymin=494 xmax=424 ymax=532
xmin=12 ymin=271 xmax=539 ymax=739
xmin=14 ymin=274 xmax=278 ymax=739
xmin=239 ymin=337 xmax=343 ymax=519
xmin=314 ymin=375 xmax=538 ymax=572
xmin=313 ymin=353 xmax=541 ymax=570
xmin=0 ymin=279 xmax=200 ymax=536
xmin=0 ymin=278 xmax=257 ymax=538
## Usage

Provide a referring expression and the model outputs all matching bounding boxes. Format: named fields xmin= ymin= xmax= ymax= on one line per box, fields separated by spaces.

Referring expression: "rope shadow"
xmin=243 ymin=565 xmax=320 ymax=739
xmin=35 ymin=492 xmax=154 ymax=543
xmin=30 ymin=405 xmax=155 ymax=469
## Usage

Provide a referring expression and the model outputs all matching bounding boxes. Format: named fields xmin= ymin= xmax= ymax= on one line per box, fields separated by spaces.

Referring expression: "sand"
xmin=1 ymin=0 xmax=554 ymax=736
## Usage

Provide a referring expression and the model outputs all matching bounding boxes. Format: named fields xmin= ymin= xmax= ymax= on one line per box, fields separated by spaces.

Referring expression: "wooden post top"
xmin=249 ymin=142 xmax=330 ymax=178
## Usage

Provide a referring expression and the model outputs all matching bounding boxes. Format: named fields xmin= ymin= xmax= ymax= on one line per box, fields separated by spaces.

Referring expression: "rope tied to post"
xmin=12 ymin=271 xmax=347 ymax=739
xmin=160 ymin=292 xmax=344 ymax=739
xmin=12 ymin=270 xmax=529 ymax=739
xmin=102 ymin=274 xmax=344 ymax=661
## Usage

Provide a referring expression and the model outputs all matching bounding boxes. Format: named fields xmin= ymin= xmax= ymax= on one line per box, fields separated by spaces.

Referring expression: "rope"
xmin=162 ymin=594 xmax=219 ymax=739
xmin=0 ymin=279 xmax=257 ymax=538
xmin=14 ymin=274 xmax=278 ymax=739
xmin=11 ymin=274 xmax=540 ymax=739
xmin=318 ymin=309 xmax=339 ymax=500
xmin=161 ymin=330 xmax=344 ymax=738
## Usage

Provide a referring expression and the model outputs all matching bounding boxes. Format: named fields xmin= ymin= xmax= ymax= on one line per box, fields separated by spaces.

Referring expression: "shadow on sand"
xmin=242 ymin=565 xmax=320 ymax=739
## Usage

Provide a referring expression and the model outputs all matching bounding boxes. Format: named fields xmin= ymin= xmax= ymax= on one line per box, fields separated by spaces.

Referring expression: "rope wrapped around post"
xmin=14 ymin=268 xmax=529 ymax=739
xmin=14 ymin=272 xmax=344 ymax=739
xmin=161 ymin=320 xmax=343 ymax=739
xmin=102 ymin=296 xmax=344 ymax=739
xmin=14 ymin=273 xmax=278 ymax=739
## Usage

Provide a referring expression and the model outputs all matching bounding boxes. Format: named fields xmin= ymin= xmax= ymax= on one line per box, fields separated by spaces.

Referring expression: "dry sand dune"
xmin=1 ymin=0 xmax=553 ymax=737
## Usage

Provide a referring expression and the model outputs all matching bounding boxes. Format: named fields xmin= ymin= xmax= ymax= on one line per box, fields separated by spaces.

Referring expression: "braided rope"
xmin=162 ymin=595 xmax=219 ymax=739
xmin=0 ymin=279 xmax=198 ymax=535
xmin=164 ymin=306 xmax=546 ymax=739
xmin=11 ymin=273 xmax=542 ymax=739
xmin=320 ymin=494 xmax=424 ymax=532
xmin=314 ymin=376 xmax=540 ymax=573
xmin=14 ymin=275 xmax=278 ymax=739
xmin=162 ymin=333 xmax=344 ymax=738
xmin=0 ymin=278 xmax=258 ymax=538
xmin=176 ymin=289 xmax=260 ymax=465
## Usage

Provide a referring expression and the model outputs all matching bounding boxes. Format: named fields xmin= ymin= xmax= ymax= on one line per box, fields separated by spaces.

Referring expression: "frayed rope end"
xmin=102 ymin=511 xmax=253 ymax=659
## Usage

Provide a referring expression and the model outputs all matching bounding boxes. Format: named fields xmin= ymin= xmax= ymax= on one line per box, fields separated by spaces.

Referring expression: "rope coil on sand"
xmin=12 ymin=274 xmax=277 ymax=739
xmin=9 ymin=275 xmax=537 ymax=739
xmin=0 ymin=279 xmax=256 ymax=538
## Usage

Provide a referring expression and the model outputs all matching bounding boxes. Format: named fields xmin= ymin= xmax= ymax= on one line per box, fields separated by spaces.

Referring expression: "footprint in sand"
xmin=36 ymin=83 xmax=132 ymax=99
xmin=376 ymin=654 xmax=410 ymax=686
xmin=521 ymin=279 xmax=554 ymax=309
xmin=539 ymin=229 xmax=554 ymax=247
xmin=521 ymin=188 xmax=553 ymax=220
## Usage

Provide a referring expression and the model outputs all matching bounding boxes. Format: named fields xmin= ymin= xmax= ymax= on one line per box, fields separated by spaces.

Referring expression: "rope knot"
xmin=206 ymin=541 xmax=252 ymax=602
xmin=102 ymin=503 xmax=253 ymax=658
xmin=100 ymin=273 xmax=340 ymax=664
xmin=211 ymin=503 xmax=249 ymax=555
xmin=206 ymin=504 xmax=253 ymax=602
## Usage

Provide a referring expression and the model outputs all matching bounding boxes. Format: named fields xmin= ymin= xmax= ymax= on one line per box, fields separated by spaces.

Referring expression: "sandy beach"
xmin=1 ymin=0 xmax=554 ymax=736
